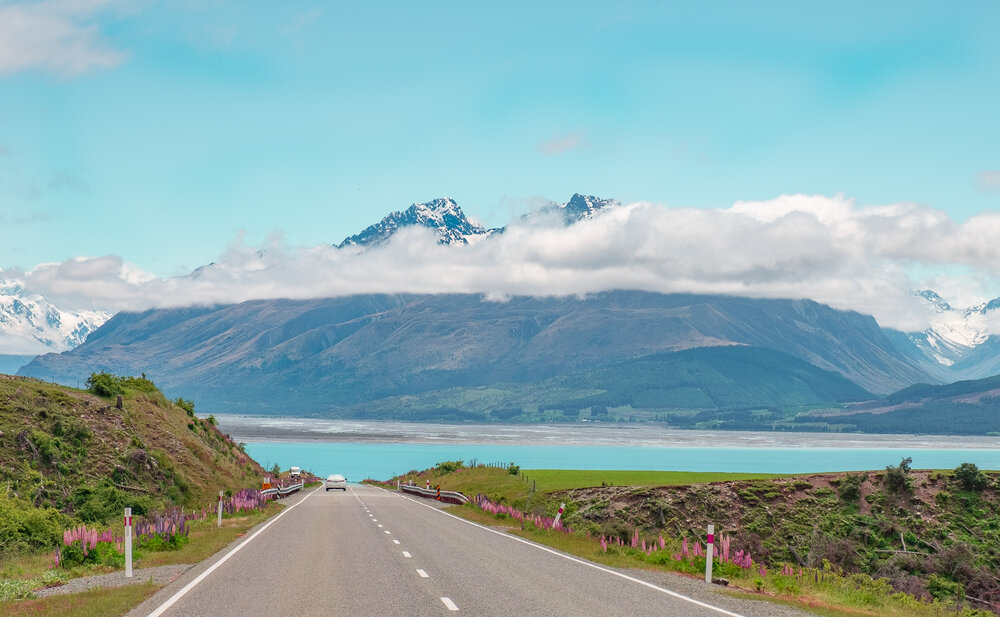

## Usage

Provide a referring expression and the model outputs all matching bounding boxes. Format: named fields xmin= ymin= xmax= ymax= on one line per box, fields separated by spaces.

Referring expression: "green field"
xmin=521 ymin=469 xmax=790 ymax=491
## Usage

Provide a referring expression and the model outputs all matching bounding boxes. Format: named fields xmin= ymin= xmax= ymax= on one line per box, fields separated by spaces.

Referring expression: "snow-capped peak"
xmin=562 ymin=193 xmax=619 ymax=220
xmin=909 ymin=290 xmax=1000 ymax=366
xmin=914 ymin=289 xmax=953 ymax=313
xmin=0 ymin=278 xmax=110 ymax=356
xmin=338 ymin=197 xmax=497 ymax=249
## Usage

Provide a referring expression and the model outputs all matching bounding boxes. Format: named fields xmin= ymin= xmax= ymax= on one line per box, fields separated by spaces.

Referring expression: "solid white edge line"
xmin=382 ymin=487 xmax=746 ymax=617
xmin=441 ymin=596 xmax=459 ymax=611
xmin=145 ymin=486 xmax=322 ymax=617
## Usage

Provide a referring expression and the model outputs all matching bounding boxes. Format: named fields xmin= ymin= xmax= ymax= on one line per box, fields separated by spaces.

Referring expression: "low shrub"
xmin=0 ymin=494 xmax=73 ymax=555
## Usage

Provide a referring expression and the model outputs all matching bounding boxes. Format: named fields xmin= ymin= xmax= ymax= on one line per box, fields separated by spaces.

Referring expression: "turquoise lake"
xmin=219 ymin=415 xmax=1000 ymax=482
xmin=244 ymin=441 xmax=1000 ymax=483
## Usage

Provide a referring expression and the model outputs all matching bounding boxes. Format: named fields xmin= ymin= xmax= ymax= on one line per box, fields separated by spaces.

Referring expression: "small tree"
xmin=953 ymin=462 xmax=987 ymax=492
xmin=884 ymin=457 xmax=913 ymax=494
xmin=838 ymin=472 xmax=865 ymax=502
xmin=174 ymin=398 xmax=195 ymax=417
xmin=85 ymin=372 xmax=124 ymax=397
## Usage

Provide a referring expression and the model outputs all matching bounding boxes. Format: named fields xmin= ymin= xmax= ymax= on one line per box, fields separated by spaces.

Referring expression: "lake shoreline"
xmin=213 ymin=413 xmax=1000 ymax=449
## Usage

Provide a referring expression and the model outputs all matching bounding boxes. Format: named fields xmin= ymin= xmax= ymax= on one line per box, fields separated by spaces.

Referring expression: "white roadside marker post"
xmin=705 ymin=524 xmax=715 ymax=583
xmin=124 ymin=507 xmax=133 ymax=578
xmin=217 ymin=491 xmax=224 ymax=528
xmin=553 ymin=502 xmax=566 ymax=527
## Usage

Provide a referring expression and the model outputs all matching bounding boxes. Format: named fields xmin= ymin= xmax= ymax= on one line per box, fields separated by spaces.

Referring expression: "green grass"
xmin=418 ymin=465 xmax=995 ymax=617
xmin=0 ymin=581 xmax=160 ymax=617
xmin=521 ymin=469 xmax=790 ymax=491
xmin=450 ymin=501 xmax=992 ymax=617
xmin=0 ymin=502 xmax=282 ymax=611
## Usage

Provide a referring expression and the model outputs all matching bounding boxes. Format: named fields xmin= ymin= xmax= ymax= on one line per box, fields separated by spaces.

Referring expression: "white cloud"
xmin=13 ymin=194 xmax=1000 ymax=333
xmin=979 ymin=170 xmax=1000 ymax=193
xmin=280 ymin=8 xmax=321 ymax=35
xmin=0 ymin=0 xmax=127 ymax=76
xmin=536 ymin=131 xmax=587 ymax=156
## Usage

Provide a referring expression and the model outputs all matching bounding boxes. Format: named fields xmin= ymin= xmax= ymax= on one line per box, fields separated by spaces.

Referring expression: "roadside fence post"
xmin=124 ymin=507 xmax=133 ymax=578
xmin=705 ymin=524 xmax=715 ymax=583
xmin=553 ymin=502 xmax=565 ymax=527
xmin=426 ymin=480 xmax=430 ymax=490
xmin=217 ymin=491 xmax=224 ymax=528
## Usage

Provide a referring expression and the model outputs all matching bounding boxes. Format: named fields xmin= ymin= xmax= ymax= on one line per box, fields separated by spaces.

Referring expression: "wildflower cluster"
xmin=223 ymin=489 xmax=269 ymax=513
xmin=54 ymin=525 xmax=124 ymax=568
xmin=473 ymin=494 xmax=573 ymax=533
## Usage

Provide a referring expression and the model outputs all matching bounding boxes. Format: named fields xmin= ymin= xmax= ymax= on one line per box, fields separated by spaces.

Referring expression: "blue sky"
xmin=1 ymin=1 xmax=999 ymax=319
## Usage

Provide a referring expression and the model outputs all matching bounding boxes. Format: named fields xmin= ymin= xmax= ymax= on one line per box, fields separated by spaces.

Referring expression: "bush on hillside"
xmin=954 ymin=462 xmax=987 ymax=492
xmin=174 ymin=397 xmax=195 ymax=416
xmin=884 ymin=457 xmax=913 ymax=494
xmin=434 ymin=460 xmax=464 ymax=474
xmin=837 ymin=473 xmax=865 ymax=502
xmin=85 ymin=372 xmax=125 ymax=397
xmin=120 ymin=374 xmax=157 ymax=393
xmin=0 ymin=495 xmax=73 ymax=555
xmin=85 ymin=371 xmax=158 ymax=398
xmin=71 ymin=482 xmax=157 ymax=523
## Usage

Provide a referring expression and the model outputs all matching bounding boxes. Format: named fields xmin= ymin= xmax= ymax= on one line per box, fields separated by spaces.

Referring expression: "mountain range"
xmin=8 ymin=193 xmax=1000 ymax=429
xmin=13 ymin=291 xmax=939 ymax=413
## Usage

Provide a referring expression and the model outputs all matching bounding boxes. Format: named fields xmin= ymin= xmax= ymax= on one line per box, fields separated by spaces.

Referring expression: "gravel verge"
xmin=611 ymin=566 xmax=819 ymax=617
xmin=32 ymin=564 xmax=192 ymax=598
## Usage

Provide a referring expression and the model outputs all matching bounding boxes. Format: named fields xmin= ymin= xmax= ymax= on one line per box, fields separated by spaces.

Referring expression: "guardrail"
xmin=261 ymin=481 xmax=304 ymax=499
xmin=399 ymin=484 xmax=469 ymax=505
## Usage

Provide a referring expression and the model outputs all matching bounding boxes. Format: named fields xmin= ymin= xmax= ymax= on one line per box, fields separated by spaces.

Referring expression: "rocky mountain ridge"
xmin=0 ymin=279 xmax=108 ymax=372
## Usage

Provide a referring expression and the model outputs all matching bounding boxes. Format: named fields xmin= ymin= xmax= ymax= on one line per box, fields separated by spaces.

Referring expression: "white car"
xmin=325 ymin=474 xmax=347 ymax=491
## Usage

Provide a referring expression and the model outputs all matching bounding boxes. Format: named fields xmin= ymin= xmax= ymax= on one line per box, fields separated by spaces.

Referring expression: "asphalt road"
xmin=127 ymin=485 xmax=814 ymax=617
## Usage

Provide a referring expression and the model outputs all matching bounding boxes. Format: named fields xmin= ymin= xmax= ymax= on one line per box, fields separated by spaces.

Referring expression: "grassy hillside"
xmin=398 ymin=463 xmax=1000 ymax=616
xmin=0 ymin=374 xmax=265 ymax=555
xmin=328 ymin=346 xmax=871 ymax=426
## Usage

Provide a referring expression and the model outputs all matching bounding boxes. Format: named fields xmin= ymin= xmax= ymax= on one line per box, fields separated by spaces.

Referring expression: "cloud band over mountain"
xmin=7 ymin=194 xmax=1000 ymax=333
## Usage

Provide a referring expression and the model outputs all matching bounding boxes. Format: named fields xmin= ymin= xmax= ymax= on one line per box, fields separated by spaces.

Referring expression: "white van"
xmin=289 ymin=466 xmax=301 ymax=478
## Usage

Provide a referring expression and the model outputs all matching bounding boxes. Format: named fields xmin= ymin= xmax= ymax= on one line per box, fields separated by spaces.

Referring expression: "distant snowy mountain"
xmin=537 ymin=193 xmax=620 ymax=224
xmin=907 ymin=290 xmax=1000 ymax=369
xmin=338 ymin=197 xmax=498 ymax=248
xmin=338 ymin=193 xmax=620 ymax=249
xmin=0 ymin=279 xmax=109 ymax=359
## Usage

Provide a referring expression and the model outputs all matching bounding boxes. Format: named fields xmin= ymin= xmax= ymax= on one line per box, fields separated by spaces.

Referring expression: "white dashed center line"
xmin=402 ymin=551 xmax=411 ymax=558
xmin=392 ymin=540 xmax=400 ymax=545
xmin=441 ymin=597 xmax=459 ymax=611
xmin=416 ymin=569 xmax=429 ymax=578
